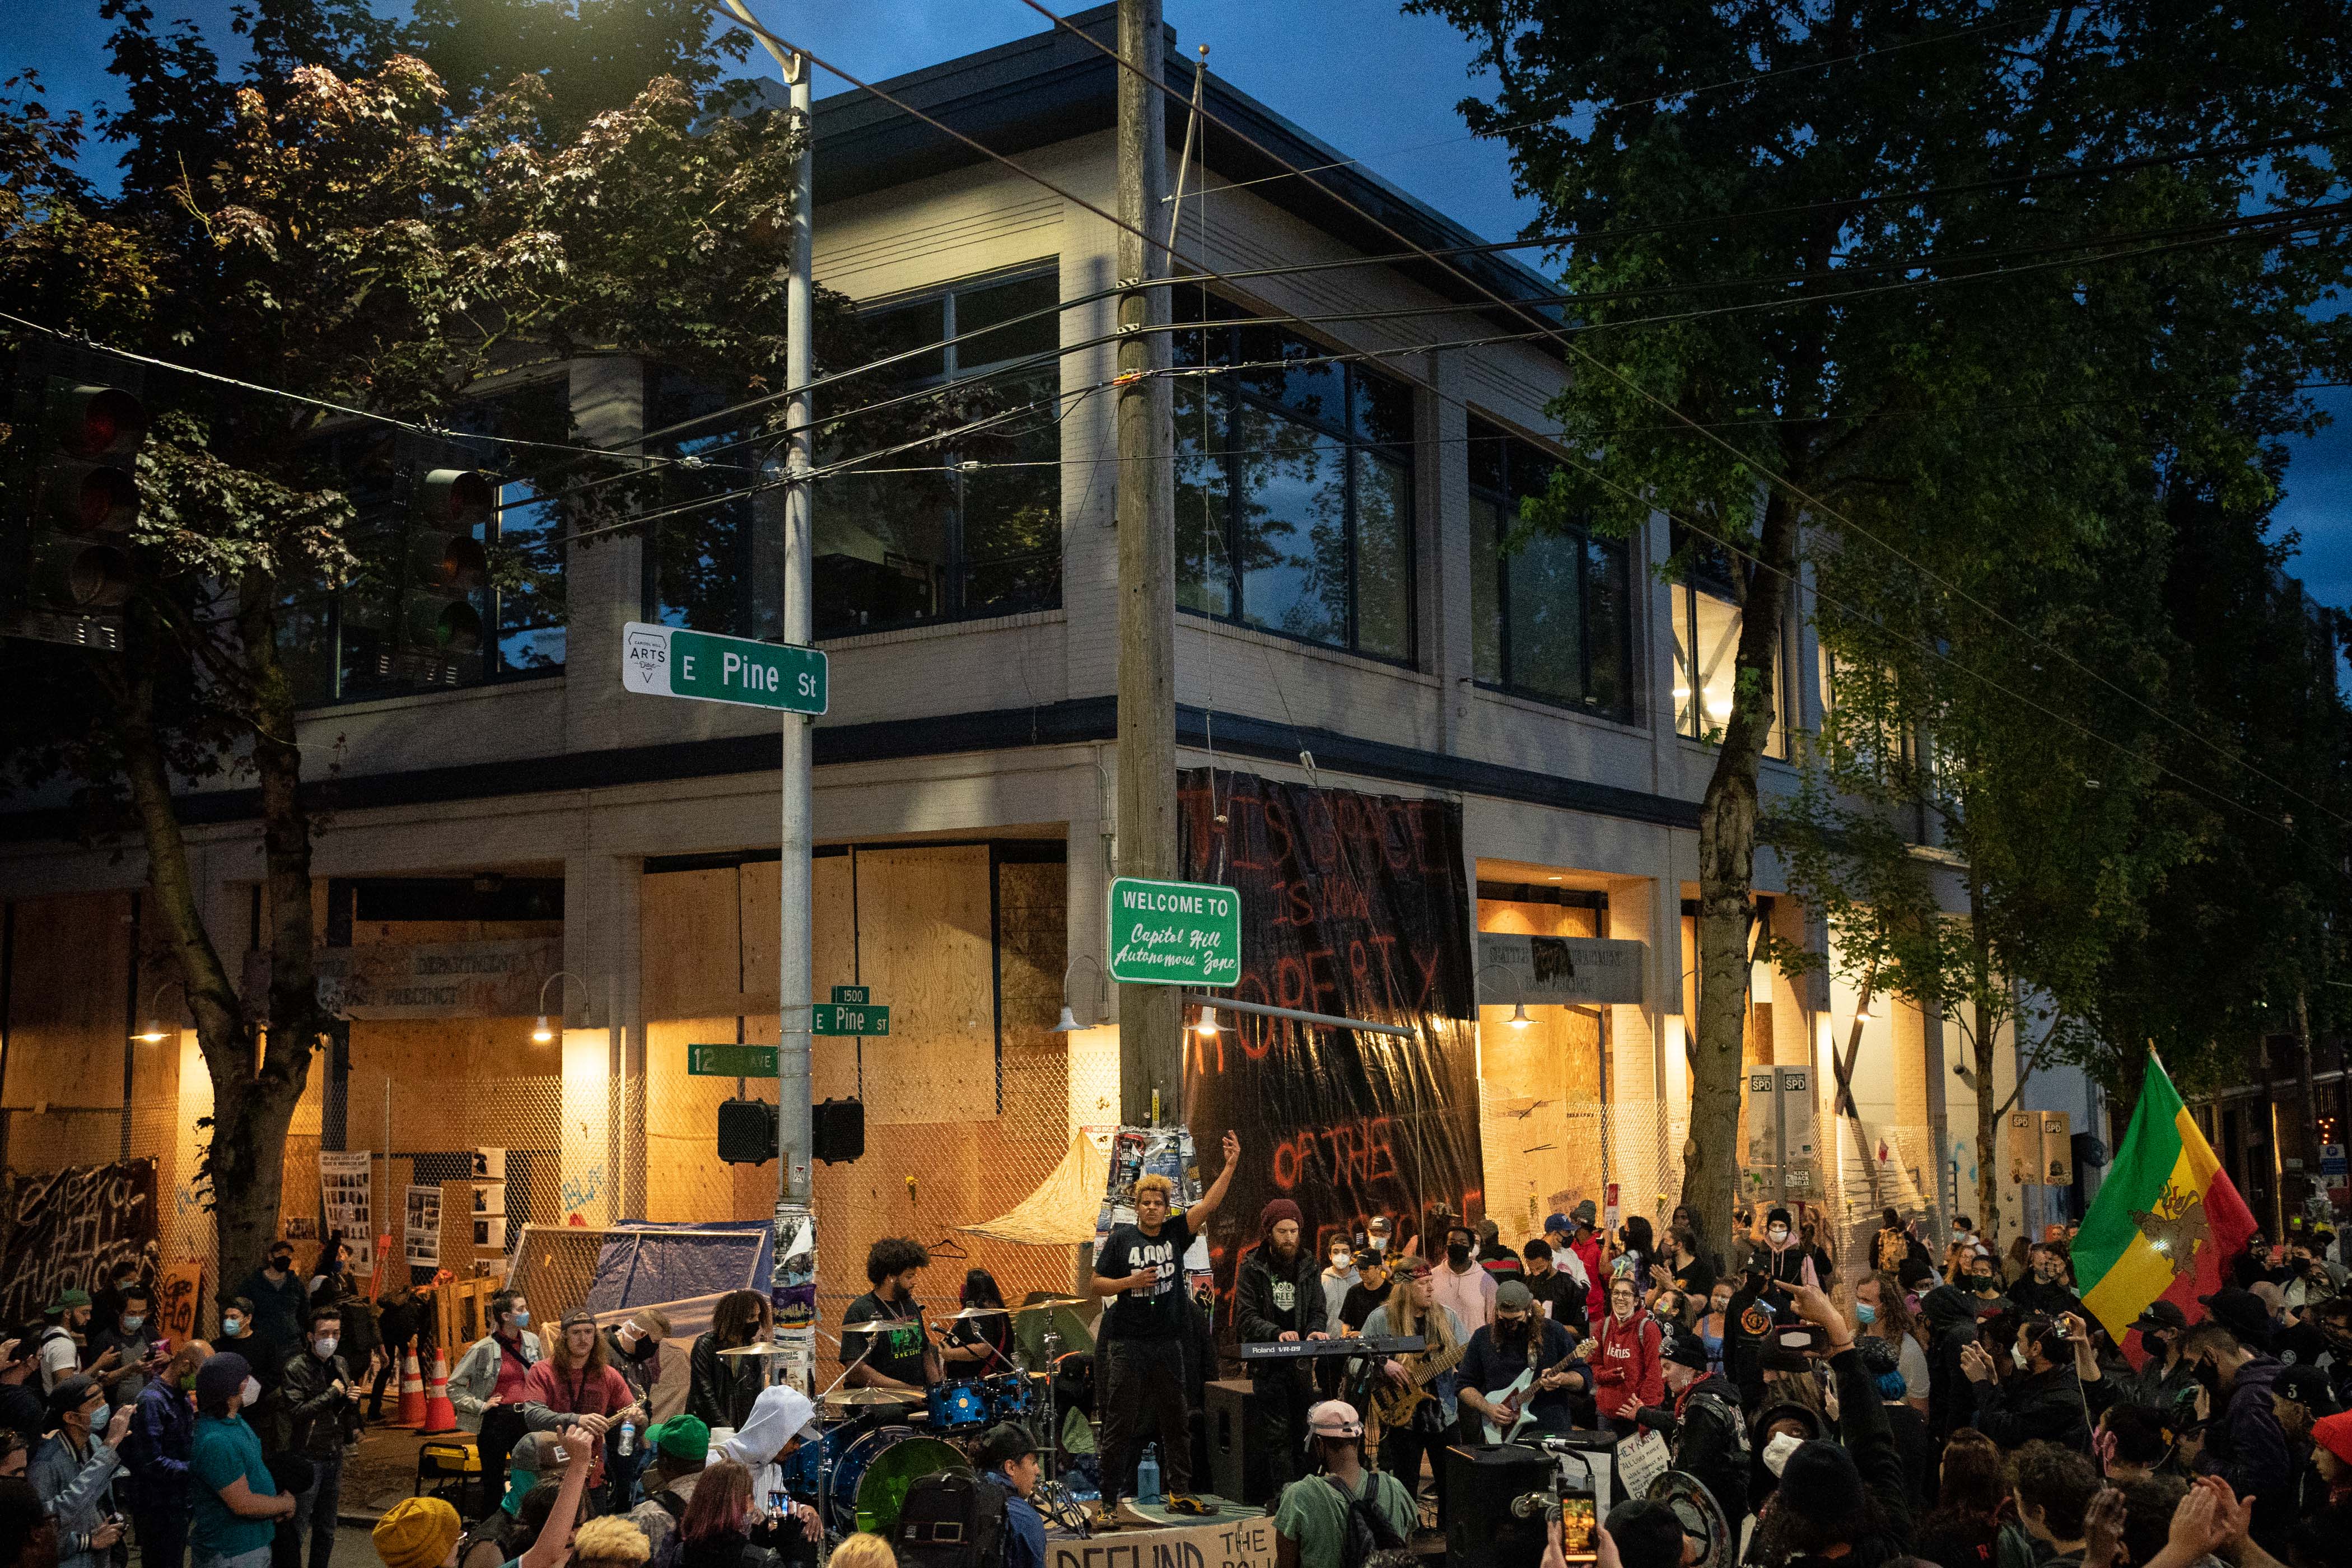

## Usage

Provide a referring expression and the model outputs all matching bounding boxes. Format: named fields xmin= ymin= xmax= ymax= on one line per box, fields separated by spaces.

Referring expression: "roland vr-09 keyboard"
xmin=1238 ymin=1334 xmax=1424 ymax=1361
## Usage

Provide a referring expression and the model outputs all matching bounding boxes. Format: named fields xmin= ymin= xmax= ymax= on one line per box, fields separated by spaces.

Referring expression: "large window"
xmin=1670 ymin=528 xmax=1785 ymax=757
xmin=642 ymin=368 xmax=778 ymax=641
xmin=1174 ymin=290 xmax=1415 ymax=662
xmin=814 ymin=266 xmax=1063 ymax=637
xmin=1468 ymin=418 xmax=1632 ymax=718
xmin=282 ymin=379 xmax=569 ymax=704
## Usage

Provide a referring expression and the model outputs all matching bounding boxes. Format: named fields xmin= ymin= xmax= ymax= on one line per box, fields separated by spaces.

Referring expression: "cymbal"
xmin=825 ymin=1387 xmax=921 ymax=1406
xmin=716 ymin=1343 xmax=798 ymax=1358
xmin=940 ymin=1305 xmax=1010 ymax=1321
xmin=1012 ymin=1296 xmax=1087 ymax=1312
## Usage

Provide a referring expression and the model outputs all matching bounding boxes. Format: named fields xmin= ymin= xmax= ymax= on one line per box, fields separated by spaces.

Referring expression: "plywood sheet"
xmin=855 ymin=848 xmax=994 ymax=1125
xmin=4 ymin=892 xmax=132 ymax=1109
xmin=640 ymin=869 xmax=743 ymax=1023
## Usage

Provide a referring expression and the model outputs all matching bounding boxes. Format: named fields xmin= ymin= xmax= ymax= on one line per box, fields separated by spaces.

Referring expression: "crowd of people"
xmin=4 ymin=1191 xmax=2352 ymax=1568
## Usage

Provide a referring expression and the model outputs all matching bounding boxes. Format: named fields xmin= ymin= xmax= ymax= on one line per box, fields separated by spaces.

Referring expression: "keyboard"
xmin=1238 ymin=1334 xmax=1425 ymax=1360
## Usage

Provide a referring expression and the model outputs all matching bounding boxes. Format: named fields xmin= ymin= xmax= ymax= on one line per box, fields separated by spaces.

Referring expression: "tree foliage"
xmin=1407 ymin=0 xmax=2352 ymax=1252
xmin=0 ymin=0 xmax=858 ymax=1299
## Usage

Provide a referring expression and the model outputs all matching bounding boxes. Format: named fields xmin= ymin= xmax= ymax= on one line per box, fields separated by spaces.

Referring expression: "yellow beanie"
xmin=373 ymin=1496 xmax=461 ymax=1568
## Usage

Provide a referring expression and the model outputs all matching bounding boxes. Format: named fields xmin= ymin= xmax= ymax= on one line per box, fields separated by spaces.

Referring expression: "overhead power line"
xmin=1009 ymin=0 xmax=2352 ymax=833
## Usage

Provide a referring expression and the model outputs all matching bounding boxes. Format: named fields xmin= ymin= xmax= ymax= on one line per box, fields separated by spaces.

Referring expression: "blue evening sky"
xmin=14 ymin=0 xmax=2350 ymax=621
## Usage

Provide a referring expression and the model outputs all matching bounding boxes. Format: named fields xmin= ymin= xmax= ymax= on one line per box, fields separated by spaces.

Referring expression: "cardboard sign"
xmin=1617 ymin=1427 xmax=1672 ymax=1500
xmin=1048 ymin=1513 xmax=1277 ymax=1568
xmin=156 ymin=1259 xmax=204 ymax=1348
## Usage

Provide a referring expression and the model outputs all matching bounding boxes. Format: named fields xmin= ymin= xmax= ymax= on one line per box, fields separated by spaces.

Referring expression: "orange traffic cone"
xmin=422 ymin=1348 xmax=458 ymax=1435
xmin=393 ymin=1348 xmax=426 ymax=1429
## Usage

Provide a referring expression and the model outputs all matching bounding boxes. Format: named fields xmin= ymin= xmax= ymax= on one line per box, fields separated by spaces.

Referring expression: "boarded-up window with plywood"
xmin=856 ymin=847 xmax=995 ymax=1124
xmin=1476 ymin=892 xmax=1605 ymax=1240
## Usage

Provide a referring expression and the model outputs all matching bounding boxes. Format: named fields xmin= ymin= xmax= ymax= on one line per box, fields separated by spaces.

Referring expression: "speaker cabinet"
xmin=1445 ymin=1443 xmax=1554 ymax=1568
xmin=1205 ymin=1379 xmax=1271 ymax=1505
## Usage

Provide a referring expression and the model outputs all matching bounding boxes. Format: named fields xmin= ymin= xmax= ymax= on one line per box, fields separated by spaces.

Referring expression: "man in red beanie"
xmin=1237 ymin=1197 xmax=1329 ymax=1489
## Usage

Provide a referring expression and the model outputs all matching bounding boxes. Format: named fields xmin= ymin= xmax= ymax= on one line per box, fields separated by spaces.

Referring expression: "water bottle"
xmin=1136 ymin=1444 xmax=1161 ymax=1504
xmin=618 ymin=1421 xmax=635 ymax=1457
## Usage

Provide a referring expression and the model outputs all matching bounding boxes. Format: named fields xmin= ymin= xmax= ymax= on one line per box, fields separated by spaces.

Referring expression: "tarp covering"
xmin=507 ymin=1220 xmax=773 ymax=1340
xmin=1178 ymin=769 xmax=1483 ymax=1309
xmin=960 ymin=1131 xmax=1111 ymax=1247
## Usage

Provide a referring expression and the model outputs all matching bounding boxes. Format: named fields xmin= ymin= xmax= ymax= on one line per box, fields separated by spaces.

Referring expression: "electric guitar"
xmin=1368 ymin=1335 xmax=1467 ymax=1429
xmin=1478 ymin=1340 xmax=1591 ymax=1444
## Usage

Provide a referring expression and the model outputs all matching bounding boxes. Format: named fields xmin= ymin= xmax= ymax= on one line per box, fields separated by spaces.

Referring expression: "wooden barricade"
xmin=424 ymin=1272 xmax=506 ymax=1354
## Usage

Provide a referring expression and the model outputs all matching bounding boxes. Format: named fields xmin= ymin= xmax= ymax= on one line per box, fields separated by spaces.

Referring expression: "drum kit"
xmin=752 ymin=1294 xmax=1087 ymax=1541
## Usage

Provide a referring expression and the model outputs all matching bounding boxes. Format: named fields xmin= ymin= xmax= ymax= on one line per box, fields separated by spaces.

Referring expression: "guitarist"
xmin=1457 ymin=1282 xmax=1586 ymax=1442
xmin=1355 ymin=1257 xmax=1464 ymax=1533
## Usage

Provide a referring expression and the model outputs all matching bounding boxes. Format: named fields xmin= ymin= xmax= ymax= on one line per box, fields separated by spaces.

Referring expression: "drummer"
xmin=941 ymin=1269 xmax=1018 ymax=1375
xmin=840 ymin=1237 xmax=941 ymax=1392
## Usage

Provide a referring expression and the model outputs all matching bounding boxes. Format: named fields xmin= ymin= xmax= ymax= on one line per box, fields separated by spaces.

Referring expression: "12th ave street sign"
xmin=689 ymin=1043 xmax=778 ymax=1077
xmin=623 ymin=621 xmax=827 ymax=713
xmin=1108 ymin=876 xmax=1241 ymax=986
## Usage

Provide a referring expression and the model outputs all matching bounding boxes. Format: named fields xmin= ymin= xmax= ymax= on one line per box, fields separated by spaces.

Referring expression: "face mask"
xmin=1856 ymin=1303 xmax=1877 ymax=1326
xmin=1446 ymin=1244 xmax=1471 ymax=1268
xmin=270 ymin=1256 xmax=292 ymax=1272
xmin=2012 ymin=1344 xmax=2032 ymax=1371
xmin=1370 ymin=1236 xmax=1388 ymax=1253
xmin=221 ymin=1317 xmax=242 ymax=1336
xmin=1762 ymin=1431 xmax=1803 ymax=1477
xmin=2196 ymin=1359 xmax=2224 ymax=1393
xmin=121 ymin=1316 xmax=145 ymax=1333
xmin=314 ymin=1336 xmax=339 ymax=1359
xmin=1768 ymin=1226 xmax=1789 ymax=1245
xmin=1499 ymin=1318 xmax=1530 ymax=1340
xmin=86 ymin=1402 xmax=110 ymax=1436
xmin=512 ymin=1310 xmax=531 ymax=1329
xmin=1331 ymin=1251 xmax=1352 ymax=1268
xmin=240 ymin=1376 xmax=261 ymax=1407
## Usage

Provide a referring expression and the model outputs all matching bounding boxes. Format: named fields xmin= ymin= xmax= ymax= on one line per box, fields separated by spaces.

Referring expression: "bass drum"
xmin=828 ymin=1427 xmax=969 ymax=1537
xmin=774 ymin=1421 xmax=843 ymax=1501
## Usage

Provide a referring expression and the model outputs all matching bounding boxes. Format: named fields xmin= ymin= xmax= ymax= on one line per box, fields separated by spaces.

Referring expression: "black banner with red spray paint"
xmin=0 ymin=1160 xmax=159 ymax=1327
xmin=1177 ymin=768 xmax=1483 ymax=1313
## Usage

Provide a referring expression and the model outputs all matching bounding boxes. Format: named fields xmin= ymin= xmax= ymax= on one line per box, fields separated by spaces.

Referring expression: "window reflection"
xmin=1467 ymin=418 xmax=1633 ymax=718
xmin=1174 ymin=290 xmax=1416 ymax=661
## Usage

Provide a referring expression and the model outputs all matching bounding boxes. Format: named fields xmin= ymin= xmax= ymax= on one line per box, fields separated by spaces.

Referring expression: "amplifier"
xmin=1205 ymin=1380 xmax=1272 ymax=1506
xmin=1445 ymin=1443 xmax=1554 ymax=1568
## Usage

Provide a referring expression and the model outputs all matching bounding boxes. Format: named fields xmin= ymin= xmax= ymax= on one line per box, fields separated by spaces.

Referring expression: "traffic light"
xmin=4 ymin=344 xmax=147 ymax=650
xmin=396 ymin=462 xmax=492 ymax=682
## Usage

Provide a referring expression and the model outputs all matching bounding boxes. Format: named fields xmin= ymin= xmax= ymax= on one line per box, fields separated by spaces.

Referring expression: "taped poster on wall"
xmin=320 ymin=1151 xmax=372 ymax=1276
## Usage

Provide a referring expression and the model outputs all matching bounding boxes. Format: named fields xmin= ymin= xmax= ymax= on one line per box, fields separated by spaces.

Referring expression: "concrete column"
xmin=566 ymin=358 xmax=646 ymax=757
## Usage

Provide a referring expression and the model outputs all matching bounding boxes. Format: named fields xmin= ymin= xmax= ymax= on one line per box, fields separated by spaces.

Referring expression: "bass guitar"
xmin=1368 ymin=1336 xmax=1467 ymax=1430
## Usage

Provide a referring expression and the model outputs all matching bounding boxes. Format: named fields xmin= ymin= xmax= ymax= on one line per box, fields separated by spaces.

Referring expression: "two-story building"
xmin=0 ymin=7 xmax=2089 ymax=1319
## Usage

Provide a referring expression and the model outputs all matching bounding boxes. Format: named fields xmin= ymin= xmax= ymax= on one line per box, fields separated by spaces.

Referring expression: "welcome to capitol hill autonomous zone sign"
xmin=1108 ymin=876 xmax=1242 ymax=987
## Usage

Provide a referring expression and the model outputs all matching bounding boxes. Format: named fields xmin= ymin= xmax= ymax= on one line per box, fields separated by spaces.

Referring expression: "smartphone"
xmin=1558 ymin=1495 xmax=1598 ymax=1562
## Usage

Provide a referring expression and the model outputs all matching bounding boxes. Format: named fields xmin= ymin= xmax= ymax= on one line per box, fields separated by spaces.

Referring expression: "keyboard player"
xmin=1235 ymin=1199 xmax=1328 ymax=1488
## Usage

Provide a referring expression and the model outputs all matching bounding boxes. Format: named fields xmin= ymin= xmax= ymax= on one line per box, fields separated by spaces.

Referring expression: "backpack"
xmin=1326 ymin=1473 xmax=1410 ymax=1568
xmin=895 ymin=1471 xmax=1010 ymax=1568
xmin=643 ymin=1490 xmax=689 ymax=1568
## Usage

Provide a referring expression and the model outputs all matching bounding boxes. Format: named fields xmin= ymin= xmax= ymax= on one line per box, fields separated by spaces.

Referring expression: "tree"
xmin=1404 ymin=0 xmax=2352 ymax=1259
xmin=0 ymin=9 xmax=871 ymax=1304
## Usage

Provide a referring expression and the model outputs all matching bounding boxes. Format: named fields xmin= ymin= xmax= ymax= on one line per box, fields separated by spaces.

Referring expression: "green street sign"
xmin=689 ymin=1043 xmax=778 ymax=1077
xmin=831 ymin=986 xmax=870 ymax=1005
xmin=1108 ymin=876 xmax=1242 ymax=986
xmin=622 ymin=620 xmax=827 ymax=713
xmin=812 ymin=1003 xmax=888 ymax=1036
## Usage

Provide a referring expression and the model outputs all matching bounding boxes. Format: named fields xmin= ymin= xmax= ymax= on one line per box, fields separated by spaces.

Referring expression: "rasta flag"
xmin=2073 ymin=1052 xmax=2256 ymax=1350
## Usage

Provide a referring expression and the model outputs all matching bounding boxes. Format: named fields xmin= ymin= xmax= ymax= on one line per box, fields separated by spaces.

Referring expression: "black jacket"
xmin=1235 ymin=1246 xmax=1327 ymax=1378
xmin=2008 ymin=1278 xmax=2083 ymax=1319
xmin=2200 ymin=1356 xmax=2295 ymax=1553
xmin=1668 ymin=1373 xmax=1748 ymax=1527
xmin=279 ymin=1348 xmax=357 ymax=1460
xmin=1968 ymin=1362 xmax=2092 ymax=1454
xmin=1821 ymin=1340 xmax=1917 ymax=1568
xmin=1921 ymin=1286 xmax=1984 ymax=1442
xmin=688 ymin=1334 xmax=762 ymax=1431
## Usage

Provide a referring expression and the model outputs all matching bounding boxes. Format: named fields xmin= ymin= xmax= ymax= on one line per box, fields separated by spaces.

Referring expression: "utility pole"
xmin=1114 ymin=0 xmax=1179 ymax=1128
xmin=778 ymin=48 xmax=815 ymax=1281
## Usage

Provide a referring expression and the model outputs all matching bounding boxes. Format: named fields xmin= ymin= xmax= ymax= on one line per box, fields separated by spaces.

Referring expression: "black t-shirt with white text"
xmin=1097 ymin=1212 xmax=1193 ymax=1341
xmin=842 ymin=1292 xmax=932 ymax=1387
